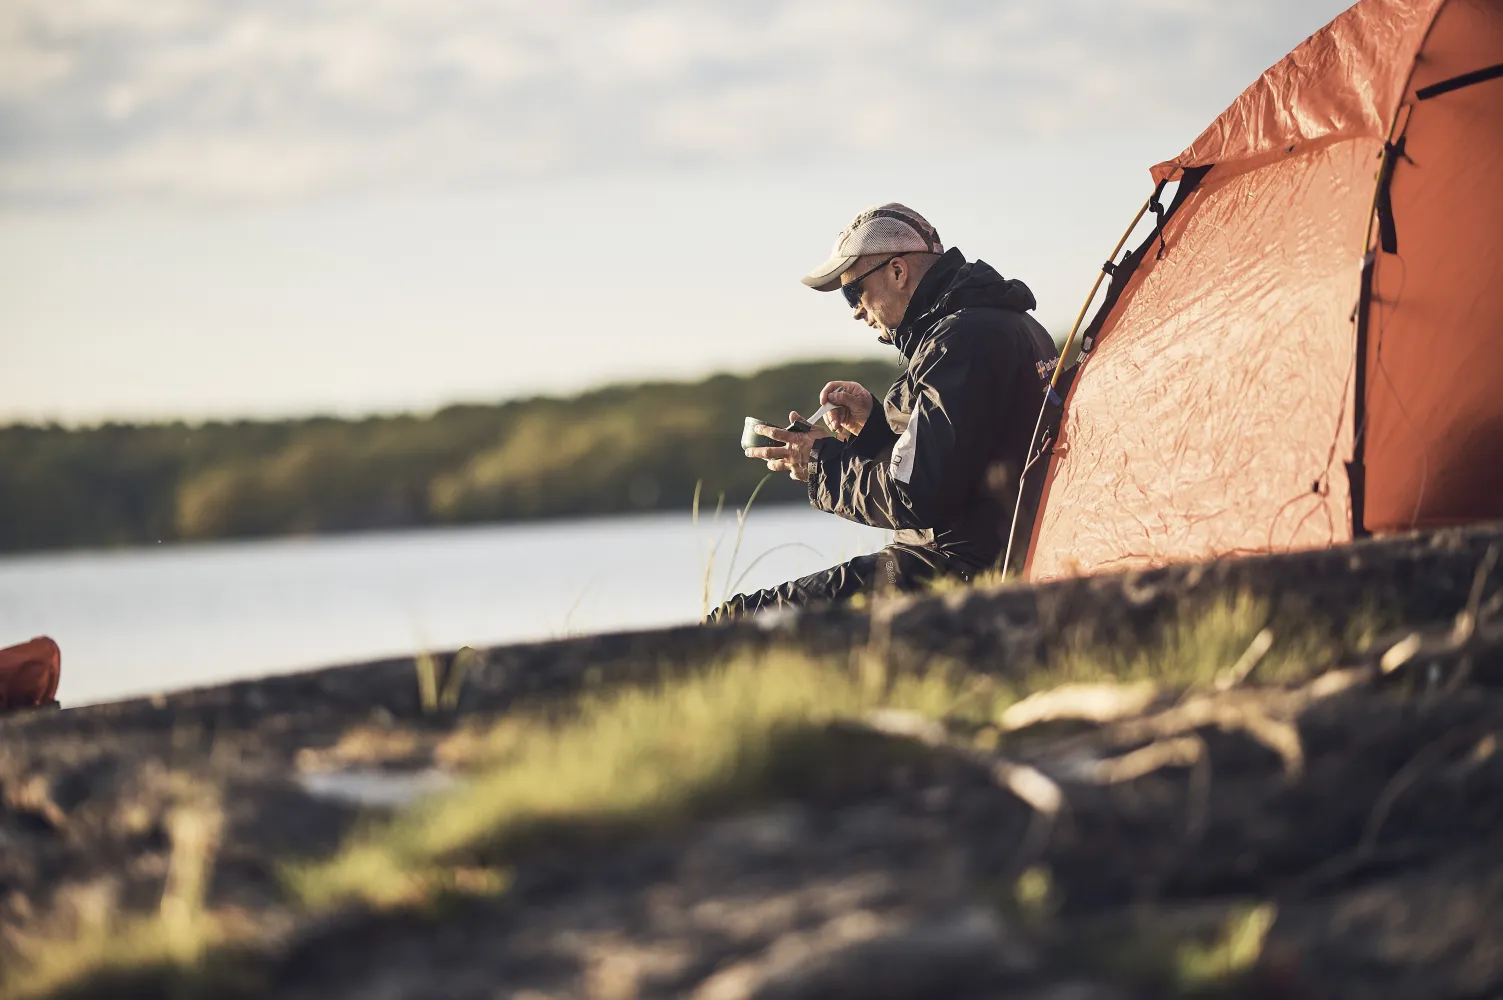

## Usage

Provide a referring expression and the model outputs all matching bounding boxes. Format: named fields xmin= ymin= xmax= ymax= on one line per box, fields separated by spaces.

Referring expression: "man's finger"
xmin=745 ymin=445 xmax=793 ymax=461
xmin=755 ymin=424 xmax=796 ymax=444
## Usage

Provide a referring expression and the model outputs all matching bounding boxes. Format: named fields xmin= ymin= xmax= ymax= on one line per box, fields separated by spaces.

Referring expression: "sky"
xmin=0 ymin=0 xmax=1357 ymax=425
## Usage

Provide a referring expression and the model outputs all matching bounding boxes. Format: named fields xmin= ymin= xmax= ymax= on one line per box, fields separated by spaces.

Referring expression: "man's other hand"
xmin=745 ymin=411 xmax=829 ymax=481
xmin=818 ymin=382 xmax=875 ymax=438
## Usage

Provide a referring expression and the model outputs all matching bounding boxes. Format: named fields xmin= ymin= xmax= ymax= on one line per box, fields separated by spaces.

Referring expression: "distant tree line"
xmin=0 ymin=359 xmax=899 ymax=554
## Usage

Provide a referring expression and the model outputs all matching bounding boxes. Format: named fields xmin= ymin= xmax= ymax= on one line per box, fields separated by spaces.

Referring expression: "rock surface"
xmin=2 ymin=523 xmax=1503 ymax=998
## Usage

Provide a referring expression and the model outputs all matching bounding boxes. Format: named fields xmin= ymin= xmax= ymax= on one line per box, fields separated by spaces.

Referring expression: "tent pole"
xmin=1052 ymin=195 xmax=1155 ymax=389
xmin=1001 ymin=193 xmax=1156 ymax=580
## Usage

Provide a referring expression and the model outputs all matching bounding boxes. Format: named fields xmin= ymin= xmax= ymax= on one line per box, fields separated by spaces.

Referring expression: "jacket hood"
xmin=890 ymin=248 xmax=1038 ymax=358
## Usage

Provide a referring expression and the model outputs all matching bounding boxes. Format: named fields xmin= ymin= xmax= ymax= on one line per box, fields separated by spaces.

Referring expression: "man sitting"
xmin=712 ymin=203 xmax=1058 ymax=621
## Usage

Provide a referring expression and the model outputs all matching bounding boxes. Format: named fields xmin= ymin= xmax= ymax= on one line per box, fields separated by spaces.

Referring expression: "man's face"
xmin=840 ymin=256 xmax=912 ymax=336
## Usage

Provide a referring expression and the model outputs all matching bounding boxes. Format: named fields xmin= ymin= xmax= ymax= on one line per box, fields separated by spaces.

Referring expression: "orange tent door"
xmin=1363 ymin=0 xmax=1503 ymax=532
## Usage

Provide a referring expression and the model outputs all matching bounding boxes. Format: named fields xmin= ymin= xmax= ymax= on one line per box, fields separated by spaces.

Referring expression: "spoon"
xmin=786 ymin=402 xmax=838 ymax=433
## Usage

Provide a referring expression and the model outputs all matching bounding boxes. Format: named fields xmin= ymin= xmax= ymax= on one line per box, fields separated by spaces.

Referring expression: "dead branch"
xmin=1379 ymin=543 xmax=1502 ymax=680
xmin=1087 ymin=735 xmax=1205 ymax=784
xmin=1057 ymin=694 xmax=1304 ymax=779
xmin=860 ymin=710 xmax=1064 ymax=867
xmin=998 ymin=682 xmax=1158 ymax=732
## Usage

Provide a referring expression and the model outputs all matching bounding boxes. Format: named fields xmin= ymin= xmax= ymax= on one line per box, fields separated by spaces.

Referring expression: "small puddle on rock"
xmin=298 ymin=767 xmax=457 ymax=808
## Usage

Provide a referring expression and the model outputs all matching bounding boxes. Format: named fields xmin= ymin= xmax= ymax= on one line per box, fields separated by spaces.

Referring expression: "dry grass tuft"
xmin=286 ymin=651 xmax=1004 ymax=911
xmin=1039 ymin=592 xmax=1355 ymax=692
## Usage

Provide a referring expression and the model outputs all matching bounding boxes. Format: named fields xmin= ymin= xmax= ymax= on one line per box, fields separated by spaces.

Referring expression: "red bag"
xmin=0 ymin=637 xmax=61 ymax=712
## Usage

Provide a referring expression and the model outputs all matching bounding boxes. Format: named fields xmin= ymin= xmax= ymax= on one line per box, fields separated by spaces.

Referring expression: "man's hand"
xmin=818 ymin=381 xmax=876 ymax=439
xmin=745 ymin=410 xmax=830 ymax=482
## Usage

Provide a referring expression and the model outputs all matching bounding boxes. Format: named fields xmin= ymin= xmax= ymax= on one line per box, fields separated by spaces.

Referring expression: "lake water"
xmin=0 ymin=505 xmax=889 ymax=706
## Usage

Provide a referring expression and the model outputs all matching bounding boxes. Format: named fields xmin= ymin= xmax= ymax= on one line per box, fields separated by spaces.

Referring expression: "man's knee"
xmin=874 ymin=545 xmax=965 ymax=595
xmin=707 ymin=593 xmax=751 ymax=624
xmin=707 ymin=586 xmax=789 ymax=624
xmin=707 ymin=595 xmax=748 ymax=624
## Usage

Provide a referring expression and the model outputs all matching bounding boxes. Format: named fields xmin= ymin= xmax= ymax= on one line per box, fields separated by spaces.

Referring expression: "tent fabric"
xmin=1365 ymin=0 xmax=1503 ymax=530
xmin=1026 ymin=0 xmax=1503 ymax=582
xmin=1151 ymin=0 xmax=1440 ymax=183
xmin=1026 ymin=141 xmax=1373 ymax=580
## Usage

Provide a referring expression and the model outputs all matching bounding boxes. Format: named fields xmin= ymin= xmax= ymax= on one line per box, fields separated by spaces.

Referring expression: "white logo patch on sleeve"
xmin=890 ymin=421 xmax=917 ymax=484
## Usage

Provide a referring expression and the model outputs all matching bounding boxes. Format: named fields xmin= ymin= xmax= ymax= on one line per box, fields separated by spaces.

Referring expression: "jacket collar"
xmin=889 ymin=248 xmax=967 ymax=359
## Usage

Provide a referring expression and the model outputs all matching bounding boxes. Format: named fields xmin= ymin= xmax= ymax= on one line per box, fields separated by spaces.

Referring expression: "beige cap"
xmin=801 ymin=203 xmax=944 ymax=291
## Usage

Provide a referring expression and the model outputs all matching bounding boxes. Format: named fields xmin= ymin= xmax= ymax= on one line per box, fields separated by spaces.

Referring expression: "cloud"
xmin=0 ymin=0 xmax=1355 ymax=204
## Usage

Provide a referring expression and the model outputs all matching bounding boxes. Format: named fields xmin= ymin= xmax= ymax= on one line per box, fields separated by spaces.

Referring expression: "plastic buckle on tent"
xmin=1148 ymin=180 xmax=1169 ymax=260
xmin=1046 ymin=386 xmax=1063 ymax=408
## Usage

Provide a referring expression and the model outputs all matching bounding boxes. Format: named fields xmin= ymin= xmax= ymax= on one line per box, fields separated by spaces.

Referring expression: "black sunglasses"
xmin=840 ymin=256 xmax=900 ymax=308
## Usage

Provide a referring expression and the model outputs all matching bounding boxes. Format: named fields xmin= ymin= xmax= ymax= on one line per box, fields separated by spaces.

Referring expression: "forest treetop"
xmin=0 ymin=359 xmax=897 ymax=554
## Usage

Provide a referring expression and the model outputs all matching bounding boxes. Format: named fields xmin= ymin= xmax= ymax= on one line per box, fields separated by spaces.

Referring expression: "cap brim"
xmin=800 ymin=253 xmax=858 ymax=292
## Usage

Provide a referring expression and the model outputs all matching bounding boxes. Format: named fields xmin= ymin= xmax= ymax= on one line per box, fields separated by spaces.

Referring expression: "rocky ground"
xmin=3 ymin=524 xmax=1503 ymax=998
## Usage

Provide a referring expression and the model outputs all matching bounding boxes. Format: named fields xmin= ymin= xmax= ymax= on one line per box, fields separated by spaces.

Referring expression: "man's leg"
xmin=709 ymin=552 xmax=881 ymax=623
xmin=708 ymin=544 xmax=970 ymax=623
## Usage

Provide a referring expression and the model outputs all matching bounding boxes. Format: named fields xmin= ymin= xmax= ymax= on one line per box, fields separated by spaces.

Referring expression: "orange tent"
xmin=1027 ymin=0 xmax=1503 ymax=581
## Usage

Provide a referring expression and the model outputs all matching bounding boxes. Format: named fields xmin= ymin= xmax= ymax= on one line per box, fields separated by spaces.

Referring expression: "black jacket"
xmin=806 ymin=248 xmax=1058 ymax=571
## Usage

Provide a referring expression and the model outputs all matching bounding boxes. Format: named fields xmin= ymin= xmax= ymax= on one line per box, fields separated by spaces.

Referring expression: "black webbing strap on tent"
xmin=1076 ymin=166 xmax=1211 ymax=358
xmin=1416 ymin=62 xmax=1503 ymax=101
xmin=1348 ymin=251 xmax=1375 ymax=538
xmin=1148 ymin=180 xmax=1169 ymax=259
xmin=1375 ymin=135 xmax=1409 ymax=255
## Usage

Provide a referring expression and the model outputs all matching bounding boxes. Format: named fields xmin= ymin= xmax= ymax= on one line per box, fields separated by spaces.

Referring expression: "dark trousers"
xmin=708 ymin=543 xmax=972 ymax=623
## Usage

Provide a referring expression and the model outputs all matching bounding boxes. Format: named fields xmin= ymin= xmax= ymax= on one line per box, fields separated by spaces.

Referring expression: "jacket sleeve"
xmin=806 ymin=320 xmax=995 ymax=530
xmin=847 ymin=402 xmax=899 ymax=458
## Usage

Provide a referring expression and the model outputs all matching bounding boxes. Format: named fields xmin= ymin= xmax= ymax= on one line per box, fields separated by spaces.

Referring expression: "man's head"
xmin=801 ymin=203 xmax=943 ymax=335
